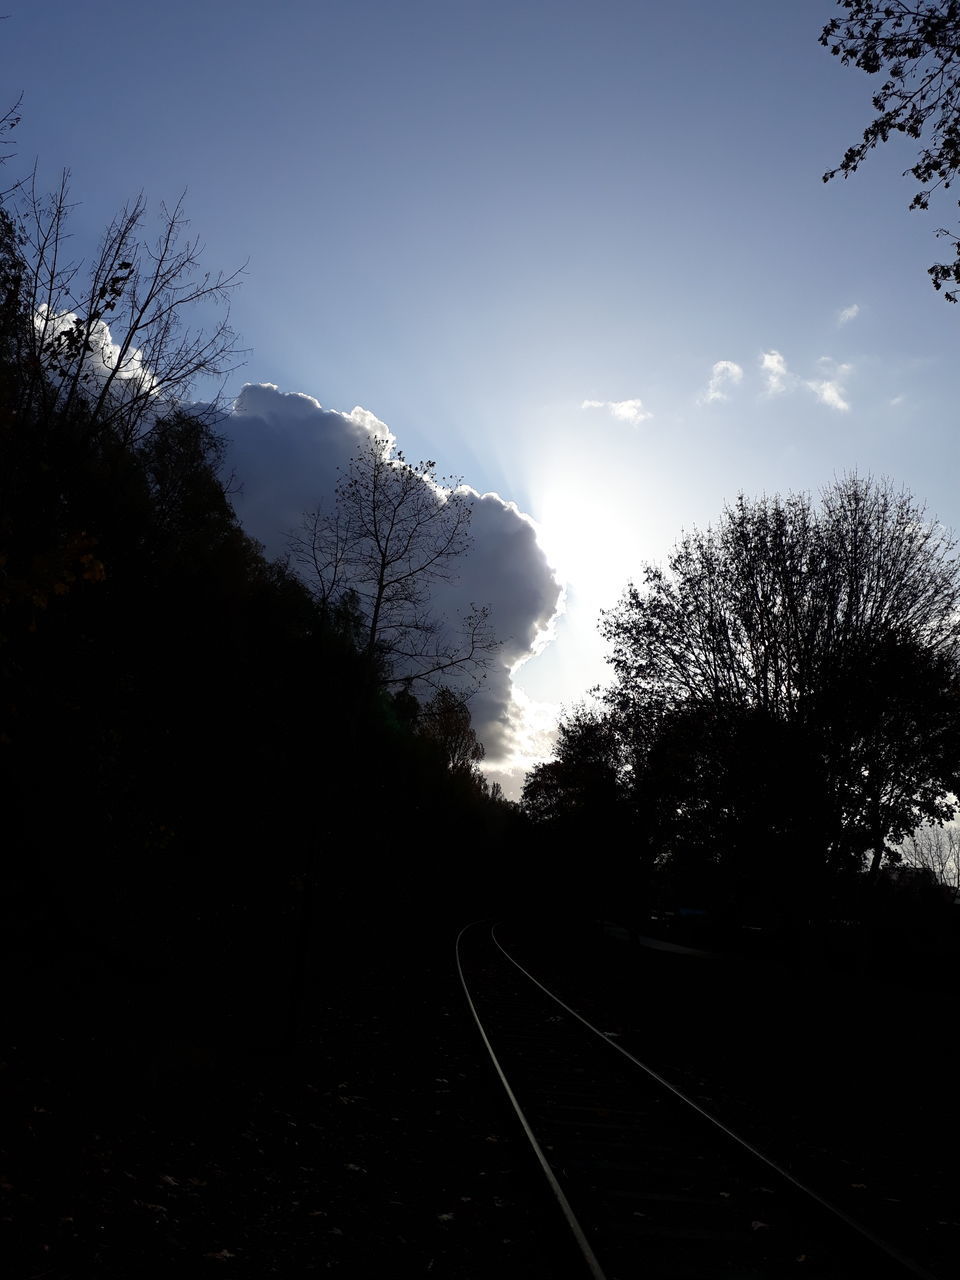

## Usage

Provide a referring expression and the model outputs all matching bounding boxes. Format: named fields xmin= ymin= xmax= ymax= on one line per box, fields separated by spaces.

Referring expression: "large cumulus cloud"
xmin=223 ymin=383 xmax=561 ymax=763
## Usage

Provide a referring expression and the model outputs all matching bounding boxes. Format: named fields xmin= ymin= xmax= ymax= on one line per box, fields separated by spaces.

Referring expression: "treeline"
xmin=523 ymin=481 xmax=960 ymax=961
xmin=0 ymin=179 xmax=517 ymax=1050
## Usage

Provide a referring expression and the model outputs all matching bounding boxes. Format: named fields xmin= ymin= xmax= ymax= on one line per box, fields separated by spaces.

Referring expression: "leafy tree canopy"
xmin=596 ymin=476 xmax=960 ymax=894
xmin=521 ymin=706 xmax=626 ymax=828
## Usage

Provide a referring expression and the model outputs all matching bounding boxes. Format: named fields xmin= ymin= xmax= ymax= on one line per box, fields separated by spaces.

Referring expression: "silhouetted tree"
xmin=521 ymin=706 xmax=625 ymax=827
xmin=900 ymin=822 xmax=960 ymax=895
xmin=292 ymin=435 xmax=498 ymax=688
xmin=601 ymin=476 xmax=960 ymax=888
xmin=643 ymin=703 xmax=847 ymax=917
xmin=521 ymin=705 xmax=656 ymax=915
xmin=821 ymin=1 xmax=960 ymax=299
xmin=4 ymin=174 xmax=243 ymax=438
xmin=2 ymin=144 xmax=525 ymax=1058
xmin=418 ymin=686 xmax=486 ymax=777
xmin=520 ymin=759 xmax=573 ymax=826
xmin=0 ymin=96 xmax=19 ymax=171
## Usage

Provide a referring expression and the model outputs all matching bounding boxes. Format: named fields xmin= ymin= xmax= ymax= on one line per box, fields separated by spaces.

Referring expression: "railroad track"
xmin=457 ymin=921 xmax=939 ymax=1280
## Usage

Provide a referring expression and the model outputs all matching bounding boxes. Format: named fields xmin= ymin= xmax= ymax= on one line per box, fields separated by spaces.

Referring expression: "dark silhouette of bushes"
xmin=0 ymin=187 xmax=516 ymax=1054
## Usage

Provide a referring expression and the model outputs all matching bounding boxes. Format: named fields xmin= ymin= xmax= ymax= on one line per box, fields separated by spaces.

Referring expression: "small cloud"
xmin=889 ymin=394 xmax=905 ymax=408
xmin=760 ymin=350 xmax=789 ymax=395
xmin=805 ymin=358 xmax=852 ymax=411
xmin=757 ymin=348 xmax=852 ymax=411
xmin=808 ymin=380 xmax=850 ymax=411
xmin=581 ymin=397 xmax=653 ymax=426
xmin=698 ymin=359 xmax=743 ymax=404
xmin=837 ymin=303 xmax=860 ymax=326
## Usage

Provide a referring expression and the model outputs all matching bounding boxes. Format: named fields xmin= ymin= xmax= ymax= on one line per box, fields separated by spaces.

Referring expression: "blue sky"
xmin=4 ymin=1 xmax=959 ymax=789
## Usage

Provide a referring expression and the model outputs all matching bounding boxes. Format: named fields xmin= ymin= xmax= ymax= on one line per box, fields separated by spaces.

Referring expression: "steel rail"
xmin=491 ymin=922 xmax=940 ymax=1280
xmin=455 ymin=921 xmax=609 ymax=1280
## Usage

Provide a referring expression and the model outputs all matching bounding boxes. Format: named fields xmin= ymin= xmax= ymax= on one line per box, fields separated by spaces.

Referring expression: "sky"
xmin=3 ymin=0 xmax=959 ymax=794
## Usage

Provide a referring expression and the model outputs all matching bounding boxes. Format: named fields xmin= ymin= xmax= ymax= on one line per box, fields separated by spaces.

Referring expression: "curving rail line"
xmin=456 ymin=920 xmax=940 ymax=1280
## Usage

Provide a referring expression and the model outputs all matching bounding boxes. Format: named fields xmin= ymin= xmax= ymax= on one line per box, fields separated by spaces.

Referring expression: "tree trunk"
xmin=866 ymin=842 xmax=885 ymax=886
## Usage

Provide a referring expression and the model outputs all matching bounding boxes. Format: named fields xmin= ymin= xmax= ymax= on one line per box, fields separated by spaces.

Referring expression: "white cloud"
xmin=760 ymin=349 xmax=790 ymax=395
xmin=581 ymin=397 xmax=653 ymax=426
xmin=698 ymin=359 xmax=743 ymax=404
xmin=806 ymin=357 xmax=852 ymax=412
xmin=837 ymin=303 xmax=860 ymax=326
xmin=758 ymin=349 xmax=852 ymax=410
xmin=807 ymin=379 xmax=850 ymax=411
xmin=481 ymin=685 xmax=561 ymax=799
xmin=35 ymin=304 xmax=159 ymax=415
xmin=223 ymin=383 xmax=562 ymax=765
xmin=343 ymin=404 xmax=396 ymax=449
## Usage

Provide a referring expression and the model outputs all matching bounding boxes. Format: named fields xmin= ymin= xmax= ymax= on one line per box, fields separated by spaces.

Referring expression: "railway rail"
xmin=456 ymin=920 xmax=940 ymax=1280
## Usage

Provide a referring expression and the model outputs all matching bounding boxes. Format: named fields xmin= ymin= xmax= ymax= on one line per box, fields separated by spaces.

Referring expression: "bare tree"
xmin=2 ymin=171 xmax=244 ymax=440
xmin=0 ymin=95 xmax=20 ymax=172
xmin=291 ymin=435 xmax=498 ymax=688
xmin=900 ymin=824 xmax=960 ymax=897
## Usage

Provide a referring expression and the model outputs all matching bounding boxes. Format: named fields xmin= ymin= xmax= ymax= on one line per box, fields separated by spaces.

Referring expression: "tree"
xmin=600 ymin=475 xmax=960 ymax=887
xmin=0 ymin=96 xmax=19 ymax=171
xmin=418 ymin=686 xmax=486 ymax=776
xmin=1 ymin=124 xmax=533 ymax=1081
xmin=0 ymin=165 xmax=248 ymax=670
xmin=2 ymin=173 xmax=243 ymax=438
xmin=821 ymin=1 xmax=960 ymax=299
xmin=521 ymin=705 xmax=626 ymax=828
xmin=291 ymin=435 xmax=498 ymax=688
xmin=899 ymin=822 xmax=960 ymax=895
xmin=521 ymin=704 xmax=658 ymax=915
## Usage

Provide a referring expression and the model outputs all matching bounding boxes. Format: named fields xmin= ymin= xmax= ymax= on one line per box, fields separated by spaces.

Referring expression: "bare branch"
xmin=2 ymin=174 xmax=246 ymax=438
xmin=899 ymin=823 xmax=960 ymax=893
xmin=289 ymin=436 xmax=499 ymax=689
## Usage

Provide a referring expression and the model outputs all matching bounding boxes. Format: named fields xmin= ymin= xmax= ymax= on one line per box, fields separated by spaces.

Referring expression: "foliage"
xmin=291 ymin=435 xmax=498 ymax=689
xmin=521 ymin=706 xmax=627 ymax=828
xmin=643 ymin=703 xmax=853 ymax=915
xmin=587 ymin=476 xmax=960 ymax=905
xmin=821 ymin=1 xmax=960 ymax=299
xmin=1 ymin=162 xmax=518 ymax=1056
xmin=604 ymin=479 xmax=960 ymax=719
xmin=418 ymin=686 xmax=486 ymax=776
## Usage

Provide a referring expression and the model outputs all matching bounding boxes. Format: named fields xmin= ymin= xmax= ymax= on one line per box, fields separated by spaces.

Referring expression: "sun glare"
xmin=533 ymin=482 xmax=639 ymax=618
